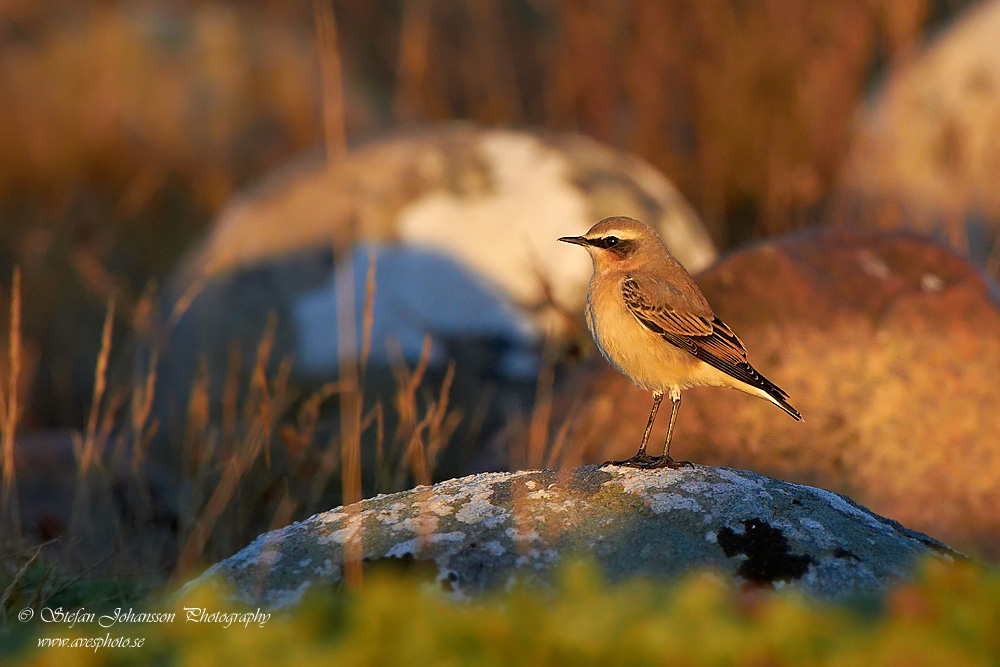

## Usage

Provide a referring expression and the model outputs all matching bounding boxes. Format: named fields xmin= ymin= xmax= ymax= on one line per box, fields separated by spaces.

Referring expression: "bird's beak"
xmin=558 ymin=236 xmax=590 ymax=246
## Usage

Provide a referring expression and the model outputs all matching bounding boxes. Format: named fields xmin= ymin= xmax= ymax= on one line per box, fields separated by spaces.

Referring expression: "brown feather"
xmin=622 ymin=276 xmax=800 ymax=417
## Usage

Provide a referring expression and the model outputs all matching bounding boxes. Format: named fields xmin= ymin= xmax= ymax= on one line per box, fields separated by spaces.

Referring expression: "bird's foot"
xmin=603 ymin=452 xmax=661 ymax=469
xmin=648 ymin=455 xmax=693 ymax=470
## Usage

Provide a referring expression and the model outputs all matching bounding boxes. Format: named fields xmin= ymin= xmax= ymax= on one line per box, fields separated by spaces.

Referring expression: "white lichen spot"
xmin=396 ymin=511 xmax=441 ymax=535
xmin=524 ymin=480 xmax=537 ymax=490
xmin=798 ymin=517 xmax=826 ymax=532
xmin=857 ymin=250 xmax=891 ymax=280
xmin=256 ymin=549 xmax=282 ymax=567
xmin=321 ymin=514 xmax=365 ymax=545
xmin=679 ymin=481 xmax=716 ymax=494
xmin=705 ymin=530 xmax=718 ymax=544
xmin=375 ymin=502 xmax=409 ymax=526
xmin=804 ymin=486 xmax=891 ymax=533
xmin=544 ymin=499 xmax=578 ymax=514
xmin=384 ymin=531 xmax=466 ymax=559
xmin=262 ymin=581 xmax=313 ymax=610
xmin=505 ymin=527 xmax=540 ymax=543
xmin=454 ymin=486 xmax=509 ymax=528
xmin=484 ymin=541 xmax=506 ymax=557
xmin=921 ymin=272 xmax=945 ymax=293
xmin=648 ymin=493 xmax=703 ymax=514
xmin=415 ymin=495 xmax=456 ymax=517
xmin=317 ymin=511 xmax=347 ymax=525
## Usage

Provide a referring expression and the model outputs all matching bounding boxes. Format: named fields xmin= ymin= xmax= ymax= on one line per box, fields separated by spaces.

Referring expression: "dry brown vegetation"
xmin=0 ymin=0 xmax=989 ymax=613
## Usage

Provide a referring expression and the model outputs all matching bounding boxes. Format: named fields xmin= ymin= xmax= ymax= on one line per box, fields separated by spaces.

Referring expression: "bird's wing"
xmin=620 ymin=274 xmax=714 ymax=337
xmin=621 ymin=275 xmax=790 ymax=399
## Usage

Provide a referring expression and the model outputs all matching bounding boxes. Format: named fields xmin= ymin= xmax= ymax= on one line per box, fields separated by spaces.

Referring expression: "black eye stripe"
xmin=589 ymin=236 xmax=636 ymax=256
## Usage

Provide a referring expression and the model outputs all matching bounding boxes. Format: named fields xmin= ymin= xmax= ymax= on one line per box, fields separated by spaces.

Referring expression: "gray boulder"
xmin=189 ymin=465 xmax=957 ymax=607
xmin=837 ymin=0 xmax=1000 ymax=267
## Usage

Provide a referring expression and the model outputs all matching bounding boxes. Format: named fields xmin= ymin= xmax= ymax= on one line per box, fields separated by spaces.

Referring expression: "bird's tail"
xmin=753 ymin=371 xmax=803 ymax=421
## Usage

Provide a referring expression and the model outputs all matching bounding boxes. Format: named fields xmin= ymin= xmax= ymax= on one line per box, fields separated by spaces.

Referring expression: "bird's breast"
xmin=585 ymin=275 xmax=694 ymax=392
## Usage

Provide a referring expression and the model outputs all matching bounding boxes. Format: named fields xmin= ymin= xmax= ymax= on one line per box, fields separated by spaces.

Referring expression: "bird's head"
xmin=558 ymin=216 xmax=667 ymax=273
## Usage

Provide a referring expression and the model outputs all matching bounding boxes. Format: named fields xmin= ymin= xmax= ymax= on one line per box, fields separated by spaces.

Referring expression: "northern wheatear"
xmin=559 ymin=216 xmax=802 ymax=469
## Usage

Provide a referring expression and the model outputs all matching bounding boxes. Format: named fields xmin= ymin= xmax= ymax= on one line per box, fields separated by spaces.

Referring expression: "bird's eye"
xmin=605 ymin=236 xmax=619 ymax=247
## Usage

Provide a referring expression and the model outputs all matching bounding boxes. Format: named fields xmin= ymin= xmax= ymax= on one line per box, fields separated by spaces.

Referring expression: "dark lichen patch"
xmin=833 ymin=547 xmax=860 ymax=561
xmin=589 ymin=482 xmax=650 ymax=515
xmin=361 ymin=552 xmax=440 ymax=582
xmin=717 ymin=518 xmax=814 ymax=584
xmin=514 ymin=467 xmax=613 ymax=500
xmin=566 ymin=466 xmax=614 ymax=496
xmin=490 ymin=480 xmax=514 ymax=507
xmin=439 ymin=570 xmax=460 ymax=593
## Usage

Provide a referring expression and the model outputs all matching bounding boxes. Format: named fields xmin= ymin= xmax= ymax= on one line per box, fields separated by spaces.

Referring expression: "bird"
xmin=559 ymin=216 xmax=802 ymax=469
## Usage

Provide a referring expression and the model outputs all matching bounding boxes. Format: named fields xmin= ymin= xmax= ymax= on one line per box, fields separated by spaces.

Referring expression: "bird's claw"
xmin=648 ymin=455 xmax=693 ymax=470
xmin=603 ymin=453 xmax=691 ymax=470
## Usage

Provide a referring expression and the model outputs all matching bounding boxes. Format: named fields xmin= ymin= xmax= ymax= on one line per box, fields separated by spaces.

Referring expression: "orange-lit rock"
xmin=543 ymin=230 xmax=1000 ymax=559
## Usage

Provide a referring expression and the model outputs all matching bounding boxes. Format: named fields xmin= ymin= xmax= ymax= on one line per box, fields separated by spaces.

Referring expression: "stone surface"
xmin=187 ymin=465 xmax=955 ymax=608
xmin=540 ymin=230 xmax=1000 ymax=559
xmin=838 ymin=0 xmax=1000 ymax=267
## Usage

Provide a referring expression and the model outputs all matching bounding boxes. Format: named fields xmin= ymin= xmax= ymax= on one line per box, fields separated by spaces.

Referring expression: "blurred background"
xmin=3 ymin=0 xmax=1000 ymax=587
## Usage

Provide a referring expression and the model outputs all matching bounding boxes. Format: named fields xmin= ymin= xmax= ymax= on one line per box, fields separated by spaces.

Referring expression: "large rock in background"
xmin=171 ymin=123 xmax=715 ymax=329
xmin=838 ymin=0 xmax=1000 ymax=271
xmin=143 ymin=123 xmax=715 ymax=470
xmin=532 ymin=230 xmax=1000 ymax=560
xmin=188 ymin=465 xmax=956 ymax=607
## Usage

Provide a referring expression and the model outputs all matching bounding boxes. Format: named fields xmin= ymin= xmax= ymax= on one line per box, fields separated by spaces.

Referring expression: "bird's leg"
xmin=606 ymin=391 xmax=662 ymax=468
xmin=651 ymin=390 xmax=692 ymax=469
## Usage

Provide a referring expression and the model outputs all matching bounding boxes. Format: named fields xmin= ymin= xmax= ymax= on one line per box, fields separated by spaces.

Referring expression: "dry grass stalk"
xmin=222 ymin=342 xmax=243 ymax=451
xmin=336 ymin=248 xmax=363 ymax=587
xmin=80 ymin=298 xmax=115 ymax=472
xmin=360 ymin=245 xmax=377 ymax=379
xmin=0 ymin=541 xmax=44 ymax=626
xmin=395 ymin=0 xmax=434 ymax=121
xmin=268 ymin=486 xmax=298 ymax=534
xmin=175 ymin=424 xmax=265 ymax=578
xmin=313 ymin=0 xmax=347 ymax=162
xmin=1 ymin=268 xmax=22 ymax=535
xmin=183 ymin=361 xmax=213 ymax=476
xmin=526 ymin=339 xmax=559 ymax=470
xmin=423 ymin=361 xmax=460 ymax=477
xmin=545 ymin=393 xmax=584 ymax=469
xmin=172 ymin=317 xmax=295 ymax=577
xmin=175 ymin=359 xmax=292 ymax=577
xmin=129 ymin=348 xmax=158 ymax=472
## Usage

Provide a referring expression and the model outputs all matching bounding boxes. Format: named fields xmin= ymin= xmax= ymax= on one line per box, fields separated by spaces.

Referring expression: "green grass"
xmin=5 ymin=558 xmax=1000 ymax=666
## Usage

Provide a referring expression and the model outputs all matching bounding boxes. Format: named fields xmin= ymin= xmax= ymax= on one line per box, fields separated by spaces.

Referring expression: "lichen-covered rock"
xmin=187 ymin=465 xmax=955 ymax=608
